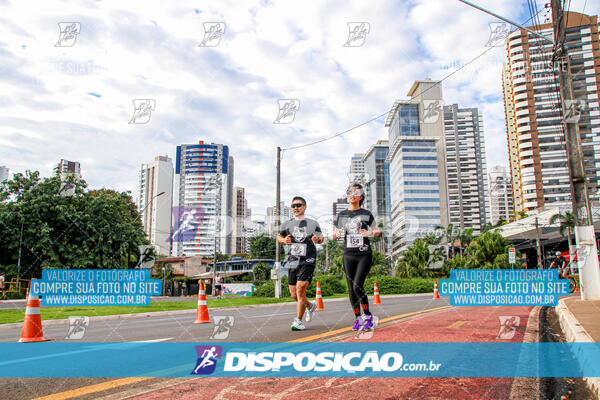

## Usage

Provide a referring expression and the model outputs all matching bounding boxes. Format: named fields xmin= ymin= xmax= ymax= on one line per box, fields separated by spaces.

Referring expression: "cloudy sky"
xmin=1 ymin=0 xmax=598 ymax=220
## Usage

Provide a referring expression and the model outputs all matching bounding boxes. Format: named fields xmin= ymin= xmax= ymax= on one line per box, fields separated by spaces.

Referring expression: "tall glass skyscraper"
xmin=385 ymin=80 xmax=446 ymax=257
xmin=387 ymin=106 xmax=443 ymax=255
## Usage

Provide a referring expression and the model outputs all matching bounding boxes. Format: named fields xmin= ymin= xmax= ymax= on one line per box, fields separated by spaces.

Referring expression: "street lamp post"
xmin=162 ymin=267 xmax=166 ymax=297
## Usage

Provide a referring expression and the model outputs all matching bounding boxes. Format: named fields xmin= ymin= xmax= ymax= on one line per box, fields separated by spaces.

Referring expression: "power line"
xmin=282 ymin=11 xmax=545 ymax=153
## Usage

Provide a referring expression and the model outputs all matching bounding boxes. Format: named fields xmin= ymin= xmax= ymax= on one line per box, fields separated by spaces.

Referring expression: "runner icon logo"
xmin=191 ymin=345 xmax=223 ymax=375
xmin=65 ymin=316 xmax=89 ymax=339
xmin=496 ymin=316 xmax=520 ymax=340
xmin=210 ymin=316 xmax=234 ymax=340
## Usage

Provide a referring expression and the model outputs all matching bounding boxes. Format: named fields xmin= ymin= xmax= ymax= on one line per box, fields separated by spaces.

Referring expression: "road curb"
xmin=556 ymin=299 xmax=600 ymax=398
xmin=0 ymin=293 xmax=433 ymax=329
xmin=509 ymin=306 xmax=541 ymax=400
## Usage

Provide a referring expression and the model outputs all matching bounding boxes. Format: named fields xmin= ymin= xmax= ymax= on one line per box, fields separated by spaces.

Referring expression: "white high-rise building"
xmin=488 ymin=166 xmax=514 ymax=225
xmin=443 ymin=104 xmax=489 ymax=233
xmin=266 ymin=202 xmax=292 ymax=236
xmin=349 ymin=153 xmax=366 ymax=183
xmin=58 ymin=159 xmax=81 ymax=177
xmin=502 ymin=12 xmax=600 ymax=212
xmin=173 ymin=141 xmax=234 ymax=256
xmin=138 ymin=155 xmax=174 ymax=255
xmin=0 ymin=166 xmax=9 ymax=182
xmin=57 ymin=159 xmax=81 ymax=196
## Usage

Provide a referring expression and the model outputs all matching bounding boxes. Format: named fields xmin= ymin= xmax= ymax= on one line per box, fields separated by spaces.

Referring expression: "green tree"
xmin=464 ymin=231 xmax=515 ymax=269
xmin=436 ymin=224 xmax=459 ymax=257
xmin=0 ymin=170 xmax=149 ymax=279
xmin=248 ymin=233 xmax=282 ymax=259
xmin=458 ymin=227 xmax=475 ymax=257
xmin=252 ymin=262 xmax=271 ymax=281
xmin=515 ymin=210 xmax=528 ymax=220
xmin=550 ymin=211 xmax=575 ymax=258
xmin=395 ymin=239 xmax=434 ymax=278
xmin=316 ymin=239 xmax=344 ymax=273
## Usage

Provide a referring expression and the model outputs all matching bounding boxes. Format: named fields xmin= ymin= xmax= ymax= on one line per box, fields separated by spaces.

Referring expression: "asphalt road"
xmin=0 ymin=294 xmax=447 ymax=343
xmin=0 ymin=294 xmax=449 ymax=400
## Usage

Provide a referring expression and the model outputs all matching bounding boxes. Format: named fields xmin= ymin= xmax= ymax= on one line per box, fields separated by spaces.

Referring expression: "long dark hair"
xmin=347 ymin=183 xmax=364 ymax=206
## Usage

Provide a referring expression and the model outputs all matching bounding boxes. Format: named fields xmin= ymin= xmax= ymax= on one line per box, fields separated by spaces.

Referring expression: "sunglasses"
xmin=346 ymin=190 xmax=362 ymax=196
xmin=291 ymin=203 xmax=305 ymax=208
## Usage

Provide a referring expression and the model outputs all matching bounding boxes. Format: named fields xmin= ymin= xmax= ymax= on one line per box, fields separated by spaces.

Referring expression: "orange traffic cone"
xmin=373 ymin=281 xmax=382 ymax=305
xmin=193 ymin=281 xmax=211 ymax=324
xmin=315 ymin=281 xmax=324 ymax=310
xmin=433 ymin=280 xmax=440 ymax=300
xmin=19 ymin=285 xmax=50 ymax=343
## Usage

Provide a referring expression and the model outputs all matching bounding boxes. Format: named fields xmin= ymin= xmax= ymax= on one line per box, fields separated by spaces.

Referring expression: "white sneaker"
xmin=304 ymin=301 xmax=317 ymax=322
xmin=291 ymin=317 xmax=305 ymax=331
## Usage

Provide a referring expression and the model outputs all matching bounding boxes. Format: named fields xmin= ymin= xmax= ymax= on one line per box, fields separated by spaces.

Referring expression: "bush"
xmin=364 ymin=275 xmax=435 ymax=295
xmin=306 ymin=274 xmax=346 ymax=297
xmin=252 ymin=280 xmax=291 ymax=297
xmin=251 ymin=274 xmax=345 ymax=298
xmin=253 ymin=263 xmax=271 ymax=281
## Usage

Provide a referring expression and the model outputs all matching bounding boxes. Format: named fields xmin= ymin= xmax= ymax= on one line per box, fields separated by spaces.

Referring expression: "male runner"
xmin=277 ymin=196 xmax=324 ymax=331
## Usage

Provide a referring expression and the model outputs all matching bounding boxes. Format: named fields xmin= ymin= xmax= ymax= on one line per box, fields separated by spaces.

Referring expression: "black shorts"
xmin=215 ymin=285 xmax=222 ymax=291
xmin=288 ymin=264 xmax=315 ymax=286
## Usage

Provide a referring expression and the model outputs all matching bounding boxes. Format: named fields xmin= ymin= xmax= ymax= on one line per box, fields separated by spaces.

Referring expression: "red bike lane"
xmin=130 ymin=305 xmax=534 ymax=400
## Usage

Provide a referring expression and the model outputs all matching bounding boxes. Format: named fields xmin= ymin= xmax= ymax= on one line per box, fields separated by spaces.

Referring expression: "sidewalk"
xmin=556 ymin=295 xmax=600 ymax=398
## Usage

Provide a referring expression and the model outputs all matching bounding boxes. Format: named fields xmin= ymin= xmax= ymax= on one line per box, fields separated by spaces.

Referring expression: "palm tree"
xmin=435 ymin=224 xmax=459 ymax=258
xmin=459 ymin=228 xmax=475 ymax=257
xmin=395 ymin=239 xmax=432 ymax=278
xmin=465 ymin=231 xmax=513 ymax=269
xmin=550 ymin=211 xmax=575 ymax=258
xmin=515 ymin=210 xmax=528 ymax=220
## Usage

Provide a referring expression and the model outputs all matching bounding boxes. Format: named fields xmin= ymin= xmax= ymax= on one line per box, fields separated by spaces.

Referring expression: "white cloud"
xmin=0 ymin=0 xmax=598 ymax=220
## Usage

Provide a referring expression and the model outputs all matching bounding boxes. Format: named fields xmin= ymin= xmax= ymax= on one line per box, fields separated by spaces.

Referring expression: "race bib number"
xmin=347 ymin=234 xmax=364 ymax=248
xmin=290 ymin=243 xmax=307 ymax=257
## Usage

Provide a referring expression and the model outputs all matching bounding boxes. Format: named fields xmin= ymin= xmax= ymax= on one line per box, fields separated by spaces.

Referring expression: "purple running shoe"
xmin=352 ymin=317 xmax=362 ymax=331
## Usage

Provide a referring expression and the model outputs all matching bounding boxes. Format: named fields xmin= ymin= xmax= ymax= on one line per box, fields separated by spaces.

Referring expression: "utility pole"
xmin=325 ymin=238 xmax=329 ymax=271
xmin=535 ymin=217 xmax=543 ymax=269
xmin=458 ymin=0 xmax=600 ymax=301
xmin=552 ymin=0 xmax=600 ymax=299
xmin=274 ymin=147 xmax=282 ymax=298
xmin=16 ymin=221 xmax=23 ymax=281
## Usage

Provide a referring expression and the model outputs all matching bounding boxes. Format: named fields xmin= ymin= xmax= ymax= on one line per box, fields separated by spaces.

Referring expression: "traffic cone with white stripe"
xmin=373 ymin=281 xmax=382 ymax=305
xmin=433 ymin=280 xmax=440 ymax=300
xmin=315 ymin=281 xmax=324 ymax=310
xmin=193 ymin=281 xmax=211 ymax=324
xmin=18 ymin=283 xmax=50 ymax=343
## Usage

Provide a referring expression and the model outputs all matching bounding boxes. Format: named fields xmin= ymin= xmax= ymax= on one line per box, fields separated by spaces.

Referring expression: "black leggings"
xmin=343 ymin=252 xmax=372 ymax=316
